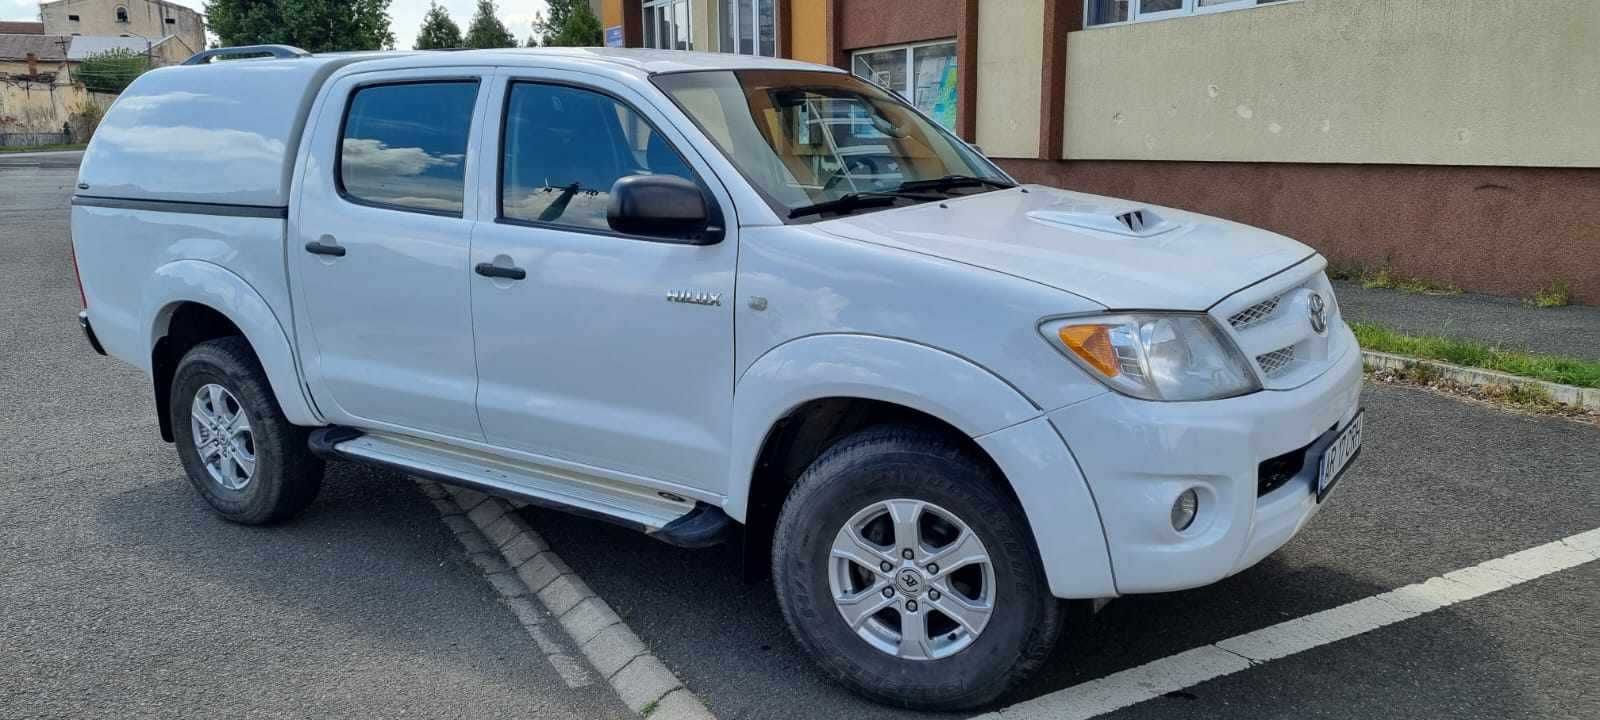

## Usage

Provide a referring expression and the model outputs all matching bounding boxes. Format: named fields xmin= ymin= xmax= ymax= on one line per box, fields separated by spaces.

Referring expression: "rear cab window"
xmin=338 ymin=81 xmax=480 ymax=216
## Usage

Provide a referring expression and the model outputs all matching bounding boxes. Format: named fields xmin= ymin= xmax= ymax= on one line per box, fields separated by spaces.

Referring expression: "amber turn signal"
xmin=1057 ymin=325 xmax=1121 ymax=378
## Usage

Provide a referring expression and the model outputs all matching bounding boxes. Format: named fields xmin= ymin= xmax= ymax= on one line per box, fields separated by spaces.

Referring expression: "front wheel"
xmin=170 ymin=337 xmax=323 ymax=524
xmin=771 ymin=426 xmax=1063 ymax=710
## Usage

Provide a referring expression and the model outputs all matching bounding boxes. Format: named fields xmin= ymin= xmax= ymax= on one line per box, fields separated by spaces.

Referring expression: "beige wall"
xmin=0 ymin=61 xmax=108 ymax=134
xmin=693 ymin=0 xmax=718 ymax=52
xmin=41 ymin=0 xmax=205 ymax=57
xmin=974 ymin=0 xmax=1043 ymax=158
xmin=1061 ymin=0 xmax=1600 ymax=167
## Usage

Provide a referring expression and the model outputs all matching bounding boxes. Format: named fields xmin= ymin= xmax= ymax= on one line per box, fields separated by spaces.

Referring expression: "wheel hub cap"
xmin=190 ymin=383 xmax=256 ymax=491
xmin=827 ymin=499 xmax=996 ymax=661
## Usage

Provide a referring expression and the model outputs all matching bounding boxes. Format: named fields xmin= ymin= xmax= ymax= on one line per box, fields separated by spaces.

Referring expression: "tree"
xmin=203 ymin=0 xmax=395 ymax=53
xmin=534 ymin=0 xmax=603 ymax=47
xmin=414 ymin=1 xmax=464 ymax=50
xmin=464 ymin=0 xmax=517 ymax=49
xmin=75 ymin=48 xmax=148 ymax=94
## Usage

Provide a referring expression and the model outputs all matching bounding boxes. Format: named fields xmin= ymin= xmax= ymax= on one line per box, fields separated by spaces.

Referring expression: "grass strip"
xmin=1353 ymin=322 xmax=1600 ymax=389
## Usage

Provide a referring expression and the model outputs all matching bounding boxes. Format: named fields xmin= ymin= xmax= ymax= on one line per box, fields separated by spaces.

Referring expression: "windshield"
xmin=652 ymin=70 xmax=1009 ymax=219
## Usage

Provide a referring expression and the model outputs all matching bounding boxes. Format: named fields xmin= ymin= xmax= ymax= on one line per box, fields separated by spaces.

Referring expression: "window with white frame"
xmin=1086 ymin=0 xmax=1289 ymax=27
xmin=721 ymin=0 xmax=778 ymax=57
xmin=850 ymin=40 xmax=959 ymax=130
xmin=642 ymin=0 xmax=692 ymax=50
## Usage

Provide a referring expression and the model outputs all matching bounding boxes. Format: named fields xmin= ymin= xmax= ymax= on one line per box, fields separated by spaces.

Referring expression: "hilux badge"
xmin=1308 ymin=293 xmax=1327 ymax=333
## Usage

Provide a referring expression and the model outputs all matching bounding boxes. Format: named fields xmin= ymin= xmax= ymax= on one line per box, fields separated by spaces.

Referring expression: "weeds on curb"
xmin=1525 ymin=280 xmax=1572 ymax=308
xmin=1365 ymin=366 xmax=1596 ymax=423
xmin=1359 ymin=267 xmax=1461 ymax=295
xmin=641 ymin=699 xmax=659 ymax=717
xmin=1353 ymin=322 xmax=1600 ymax=389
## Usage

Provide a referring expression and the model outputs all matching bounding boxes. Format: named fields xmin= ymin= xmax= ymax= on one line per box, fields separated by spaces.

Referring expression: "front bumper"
xmin=1048 ymin=328 xmax=1364 ymax=595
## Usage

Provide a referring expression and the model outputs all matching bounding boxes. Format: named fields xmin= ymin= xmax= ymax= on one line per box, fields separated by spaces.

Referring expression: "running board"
xmin=309 ymin=427 xmax=733 ymax=548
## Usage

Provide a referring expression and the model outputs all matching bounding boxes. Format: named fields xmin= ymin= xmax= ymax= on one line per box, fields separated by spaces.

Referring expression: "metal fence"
xmin=0 ymin=132 xmax=73 ymax=149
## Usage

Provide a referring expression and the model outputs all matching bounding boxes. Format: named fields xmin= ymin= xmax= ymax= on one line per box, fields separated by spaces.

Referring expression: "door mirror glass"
xmin=607 ymin=175 xmax=720 ymax=244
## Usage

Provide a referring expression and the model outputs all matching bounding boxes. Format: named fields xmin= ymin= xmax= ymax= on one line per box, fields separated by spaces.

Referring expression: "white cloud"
xmin=340 ymin=137 xmax=463 ymax=176
xmin=0 ymin=0 xmax=551 ymax=51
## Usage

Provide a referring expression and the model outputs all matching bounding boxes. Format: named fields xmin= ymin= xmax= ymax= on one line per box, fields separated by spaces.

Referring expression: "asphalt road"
xmin=0 ymin=153 xmax=631 ymax=718
xmin=534 ymin=386 xmax=1600 ymax=719
xmin=1334 ymin=280 xmax=1600 ymax=361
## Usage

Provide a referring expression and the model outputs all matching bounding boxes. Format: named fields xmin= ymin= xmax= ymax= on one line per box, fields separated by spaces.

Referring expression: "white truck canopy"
xmin=77 ymin=53 xmax=391 ymax=208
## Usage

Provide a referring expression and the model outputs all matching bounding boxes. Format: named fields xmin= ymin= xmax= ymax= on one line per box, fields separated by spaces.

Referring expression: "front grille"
xmin=1256 ymin=346 xmax=1296 ymax=377
xmin=1228 ymin=296 xmax=1281 ymax=330
xmin=1258 ymin=444 xmax=1309 ymax=496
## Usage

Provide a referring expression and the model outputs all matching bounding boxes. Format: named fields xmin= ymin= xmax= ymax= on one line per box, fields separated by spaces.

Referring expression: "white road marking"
xmin=980 ymin=528 xmax=1600 ymax=720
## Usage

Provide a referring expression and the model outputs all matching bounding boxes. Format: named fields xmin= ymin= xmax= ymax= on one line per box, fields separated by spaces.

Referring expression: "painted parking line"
xmin=978 ymin=527 xmax=1600 ymax=720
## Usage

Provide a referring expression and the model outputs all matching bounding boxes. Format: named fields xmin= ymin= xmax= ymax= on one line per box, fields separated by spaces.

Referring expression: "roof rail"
xmin=183 ymin=45 xmax=311 ymax=66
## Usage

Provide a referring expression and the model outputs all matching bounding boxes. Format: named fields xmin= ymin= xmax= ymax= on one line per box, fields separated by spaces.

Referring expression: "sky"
xmin=0 ymin=0 xmax=552 ymax=50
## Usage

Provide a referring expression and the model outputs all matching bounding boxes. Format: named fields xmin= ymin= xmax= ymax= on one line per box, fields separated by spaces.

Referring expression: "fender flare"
xmin=144 ymin=260 xmax=319 ymax=427
xmin=725 ymin=334 xmax=1040 ymax=523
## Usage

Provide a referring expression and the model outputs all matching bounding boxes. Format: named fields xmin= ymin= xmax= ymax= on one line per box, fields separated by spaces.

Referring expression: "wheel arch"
xmin=145 ymin=261 xmax=318 ymax=441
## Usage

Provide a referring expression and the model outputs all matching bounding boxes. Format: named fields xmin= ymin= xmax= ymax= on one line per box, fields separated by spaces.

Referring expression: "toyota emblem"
xmin=1308 ymin=293 xmax=1327 ymax=333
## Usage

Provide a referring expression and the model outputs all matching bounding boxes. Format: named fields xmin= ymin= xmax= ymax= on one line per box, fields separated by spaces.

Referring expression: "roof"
xmin=0 ymin=33 xmax=68 ymax=62
xmin=68 ymin=34 xmax=176 ymax=60
xmin=0 ymin=21 xmax=44 ymax=34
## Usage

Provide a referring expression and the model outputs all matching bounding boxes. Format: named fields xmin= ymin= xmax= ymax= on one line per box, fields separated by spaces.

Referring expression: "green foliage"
xmin=464 ymin=0 xmax=518 ymax=49
xmin=75 ymin=48 xmax=148 ymax=94
xmin=204 ymin=0 xmax=395 ymax=52
xmin=415 ymin=1 xmax=465 ymax=50
xmin=1526 ymin=280 xmax=1571 ymax=308
xmin=535 ymin=0 xmax=604 ymax=47
xmin=1353 ymin=322 xmax=1600 ymax=389
xmin=1358 ymin=267 xmax=1461 ymax=296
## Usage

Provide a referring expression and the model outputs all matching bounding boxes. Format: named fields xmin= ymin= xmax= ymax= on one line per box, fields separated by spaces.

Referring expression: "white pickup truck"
xmin=71 ymin=46 xmax=1363 ymax=709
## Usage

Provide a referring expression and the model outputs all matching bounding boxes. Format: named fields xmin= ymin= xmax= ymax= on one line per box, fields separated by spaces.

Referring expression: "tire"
xmin=771 ymin=425 xmax=1063 ymax=710
xmin=170 ymin=336 xmax=323 ymax=525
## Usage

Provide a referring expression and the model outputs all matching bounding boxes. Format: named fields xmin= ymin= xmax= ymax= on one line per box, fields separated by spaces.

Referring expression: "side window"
xmin=500 ymin=82 xmax=697 ymax=232
xmin=339 ymin=81 xmax=479 ymax=216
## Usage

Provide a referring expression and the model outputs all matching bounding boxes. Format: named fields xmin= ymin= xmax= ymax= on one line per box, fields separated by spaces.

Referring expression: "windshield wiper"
xmin=894 ymin=175 xmax=1017 ymax=194
xmin=787 ymin=191 xmax=941 ymax=219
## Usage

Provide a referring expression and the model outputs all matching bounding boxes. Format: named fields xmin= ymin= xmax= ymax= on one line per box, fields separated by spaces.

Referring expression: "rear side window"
xmin=339 ymin=81 xmax=479 ymax=216
xmin=500 ymin=82 xmax=696 ymax=232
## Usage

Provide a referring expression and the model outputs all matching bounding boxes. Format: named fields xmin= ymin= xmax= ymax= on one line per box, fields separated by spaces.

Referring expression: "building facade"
xmin=598 ymin=0 xmax=1598 ymax=302
xmin=40 ymin=0 xmax=205 ymax=58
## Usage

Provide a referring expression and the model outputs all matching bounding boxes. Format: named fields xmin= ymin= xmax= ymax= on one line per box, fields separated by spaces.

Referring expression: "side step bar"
xmin=309 ymin=426 xmax=734 ymax=549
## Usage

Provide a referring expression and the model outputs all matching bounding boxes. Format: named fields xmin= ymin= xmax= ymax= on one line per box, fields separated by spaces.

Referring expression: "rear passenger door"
xmin=291 ymin=68 xmax=492 ymax=440
xmin=468 ymin=70 xmax=738 ymax=498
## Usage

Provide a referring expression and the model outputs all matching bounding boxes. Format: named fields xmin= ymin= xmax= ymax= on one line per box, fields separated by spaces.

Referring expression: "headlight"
xmin=1040 ymin=313 xmax=1260 ymax=401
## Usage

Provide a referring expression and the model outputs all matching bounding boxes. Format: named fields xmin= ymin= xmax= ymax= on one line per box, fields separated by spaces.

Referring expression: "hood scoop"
xmin=1026 ymin=204 xmax=1178 ymax=238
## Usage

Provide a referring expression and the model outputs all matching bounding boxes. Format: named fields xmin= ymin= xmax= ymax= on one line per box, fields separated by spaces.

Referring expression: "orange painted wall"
xmin=788 ymin=0 xmax=829 ymax=64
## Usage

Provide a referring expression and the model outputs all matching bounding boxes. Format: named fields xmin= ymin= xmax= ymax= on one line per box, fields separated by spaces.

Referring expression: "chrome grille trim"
xmin=1228 ymin=296 xmax=1281 ymax=330
xmin=1256 ymin=346 xmax=1296 ymax=377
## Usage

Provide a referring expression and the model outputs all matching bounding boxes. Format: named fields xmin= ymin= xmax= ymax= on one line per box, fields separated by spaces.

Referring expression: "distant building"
xmin=0 ymin=20 xmax=45 ymax=34
xmin=39 ymin=0 xmax=205 ymax=58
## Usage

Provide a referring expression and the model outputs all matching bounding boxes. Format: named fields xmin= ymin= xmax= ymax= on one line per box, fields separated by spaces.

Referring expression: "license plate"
xmin=1317 ymin=411 xmax=1363 ymax=502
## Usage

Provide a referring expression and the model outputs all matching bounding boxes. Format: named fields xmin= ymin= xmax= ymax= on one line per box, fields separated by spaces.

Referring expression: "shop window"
xmin=1086 ymin=0 xmax=1289 ymax=27
xmin=642 ymin=0 xmax=692 ymax=51
xmin=720 ymin=0 xmax=777 ymax=57
xmin=850 ymin=41 xmax=958 ymax=130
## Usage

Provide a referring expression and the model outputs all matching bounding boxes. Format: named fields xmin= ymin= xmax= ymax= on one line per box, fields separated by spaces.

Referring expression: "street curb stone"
xmin=1362 ymin=350 xmax=1599 ymax=409
xmin=422 ymin=479 xmax=714 ymax=719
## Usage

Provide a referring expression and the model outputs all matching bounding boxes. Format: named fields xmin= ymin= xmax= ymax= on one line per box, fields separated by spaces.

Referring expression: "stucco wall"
xmin=41 ymin=0 xmax=205 ymax=57
xmin=788 ymin=0 xmax=828 ymax=64
xmin=1062 ymin=0 xmax=1600 ymax=167
xmin=974 ymin=0 xmax=1042 ymax=158
xmin=0 ymin=62 xmax=99 ymax=134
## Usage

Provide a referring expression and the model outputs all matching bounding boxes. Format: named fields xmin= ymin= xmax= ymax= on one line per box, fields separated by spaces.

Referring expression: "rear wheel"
xmin=170 ymin=337 xmax=322 ymax=524
xmin=771 ymin=426 xmax=1063 ymax=710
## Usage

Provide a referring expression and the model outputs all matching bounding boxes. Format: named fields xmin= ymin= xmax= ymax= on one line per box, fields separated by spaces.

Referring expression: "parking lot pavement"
xmin=1 ymin=155 xmax=632 ymax=719
xmin=529 ymin=384 xmax=1600 ymax=720
xmin=1334 ymin=280 xmax=1600 ymax=361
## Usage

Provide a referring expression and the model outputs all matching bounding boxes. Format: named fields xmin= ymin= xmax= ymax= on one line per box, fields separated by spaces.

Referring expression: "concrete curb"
xmin=1361 ymin=350 xmax=1599 ymax=409
xmin=418 ymin=480 xmax=715 ymax=720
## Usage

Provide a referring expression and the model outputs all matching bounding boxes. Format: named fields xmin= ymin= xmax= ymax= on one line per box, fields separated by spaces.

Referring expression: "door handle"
xmin=304 ymin=239 xmax=346 ymax=257
xmin=475 ymin=262 xmax=527 ymax=281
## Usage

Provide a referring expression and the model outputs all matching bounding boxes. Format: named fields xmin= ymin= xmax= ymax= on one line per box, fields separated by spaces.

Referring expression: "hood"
xmin=812 ymin=185 xmax=1315 ymax=310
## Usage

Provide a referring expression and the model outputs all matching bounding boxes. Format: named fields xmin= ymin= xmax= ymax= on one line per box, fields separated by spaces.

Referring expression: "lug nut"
xmin=881 ymin=587 xmax=894 ymax=598
xmin=905 ymin=600 xmax=918 ymax=612
xmin=901 ymin=549 xmax=914 ymax=560
xmin=926 ymin=563 xmax=939 ymax=574
xmin=880 ymin=561 xmax=893 ymax=573
xmin=929 ymin=589 xmax=941 ymax=601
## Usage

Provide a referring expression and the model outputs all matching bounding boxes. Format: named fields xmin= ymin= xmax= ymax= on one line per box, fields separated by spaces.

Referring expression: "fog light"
xmin=1171 ymin=489 xmax=1199 ymax=531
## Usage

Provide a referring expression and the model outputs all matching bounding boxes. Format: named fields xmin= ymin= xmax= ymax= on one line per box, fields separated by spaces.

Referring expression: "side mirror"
xmin=607 ymin=174 xmax=722 ymax=245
